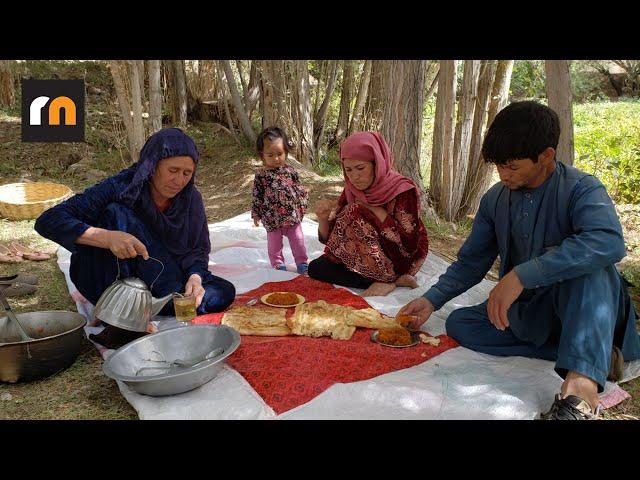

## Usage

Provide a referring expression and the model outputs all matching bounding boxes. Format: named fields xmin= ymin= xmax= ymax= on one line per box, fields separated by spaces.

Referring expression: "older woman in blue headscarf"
xmin=35 ymin=128 xmax=236 ymax=348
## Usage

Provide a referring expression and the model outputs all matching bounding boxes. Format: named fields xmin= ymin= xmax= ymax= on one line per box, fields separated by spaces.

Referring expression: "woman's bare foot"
xmin=362 ymin=282 xmax=396 ymax=297
xmin=395 ymin=274 xmax=418 ymax=289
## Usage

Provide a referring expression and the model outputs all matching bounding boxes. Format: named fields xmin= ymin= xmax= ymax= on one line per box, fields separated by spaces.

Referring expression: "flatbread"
xmin=288 ymin=300 xmax=356 ymax=340
xmin=221 ymin=305 xmax=291 ymax=336
xmin=346 ymin=308 xmax=399 ymax=330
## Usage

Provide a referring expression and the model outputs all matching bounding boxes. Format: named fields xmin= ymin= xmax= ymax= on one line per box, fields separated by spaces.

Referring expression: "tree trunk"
xmin=216 ymin=63 xmax=241 ymax=146
xmin=364 ymin=60 xmax=386 ymax=131
xmin=425 ymin=67 xmax=440 ymax=100
xmin=203 ymin=60 xmax=218 ymax=99
xmin=236 ymin=60 xmax=248 ymax=99
xmin=129 ymin=60 xmax=146 ymax=155
xmin=259 ymin=60 xmax=288 ymax=130
xmin=313 ymin=59 xmax=338 ymax=151
xmin=137 ymin=60 xmax=146 ymax=109
xmin=220 ymin=60 xmax=257 ymax=144
xmin=430 ymin=60 xmax=457 ymax=212
xmin=380 ymin=61 xmax=427 ymax=197
xmin=334 ymin=60 xmax=355 ymax=145
xmin=286 ymin=61 xmax=299 ymax=140
xmin=441 ymin=60 xmax=480 ymax=221
xmin=487 ymin=60 xmax=514 ymax=126
xmin=545 ymin=60 xmax=575 ymax=165
xmin=293 ymin=61 xmax=314 ymax=166
xmin=0 ymin=60 xmax=15 ymax=108
xmin=460 ymin=60 xmax=497 ymax=216
xmin=108 ymin=61 xmax=144 ymax=162
xmin=148 ymin=60 xmax=162 ymax=133
xmin=245 ymin=60 xmax=260 ymax=119
xmin=312 ymin=60 xmax=325 ymax=121
xmin=349 ymin=60 xmax=372 ymax=135
xmin=173 ymin=60 xmax=188 ymax=127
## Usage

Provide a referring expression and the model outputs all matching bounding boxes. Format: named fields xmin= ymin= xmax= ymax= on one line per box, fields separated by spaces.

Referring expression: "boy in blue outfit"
xmin=399 ymin=101 xmax=640 ymax=420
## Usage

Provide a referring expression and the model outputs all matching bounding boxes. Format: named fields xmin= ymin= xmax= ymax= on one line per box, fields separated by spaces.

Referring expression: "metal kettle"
xmin=94 ymin=256 xmax=174 ymax=332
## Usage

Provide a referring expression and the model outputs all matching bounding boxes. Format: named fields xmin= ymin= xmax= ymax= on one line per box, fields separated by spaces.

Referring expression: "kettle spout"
xmin=151 ymin=292 xmax=174 ymax=317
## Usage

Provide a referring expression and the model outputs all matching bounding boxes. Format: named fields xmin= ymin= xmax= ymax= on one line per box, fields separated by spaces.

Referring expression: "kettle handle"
xmin=114 ymin=255 xmax=165 ymax=291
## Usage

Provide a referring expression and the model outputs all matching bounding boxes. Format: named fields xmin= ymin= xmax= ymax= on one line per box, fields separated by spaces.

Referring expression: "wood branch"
xmin=349 ymin=59 xmax=372 ymax=135
xmin=313 ymin=60 xmax=339 ymax=150
xmin=148 ymin=60 xmax=162 ymax=133
xmin=215 ymin=64 xmax=241 ymax=146
xmin=236 ymin=60 xmax=248 ymax=98
xmin=334 ymin=60 xmax=355 ymax=145
xmin=425 ymin=68 xmax=440 ymax=100
xmin=220 ymin=60 xmax=256 ymax=143
xmin=245 ymin=60 xmax=260 ymax=118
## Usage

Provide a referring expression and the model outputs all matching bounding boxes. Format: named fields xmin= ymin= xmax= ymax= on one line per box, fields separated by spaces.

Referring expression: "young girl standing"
xmin=251 ymin=127 xmax=309 ymax=274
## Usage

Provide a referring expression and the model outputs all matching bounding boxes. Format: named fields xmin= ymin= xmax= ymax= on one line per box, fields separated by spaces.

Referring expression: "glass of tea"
xmin=173 ymin=293 xmax=197 ymax=324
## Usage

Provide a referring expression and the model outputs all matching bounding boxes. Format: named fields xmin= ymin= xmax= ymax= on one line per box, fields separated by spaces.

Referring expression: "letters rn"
xmin=29 ymin=96 xmax=77 ymax=126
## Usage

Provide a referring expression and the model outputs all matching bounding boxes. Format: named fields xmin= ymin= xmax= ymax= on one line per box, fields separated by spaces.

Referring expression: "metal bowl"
xmin=102 ymin=324 xmax=240 ymax=396
xmin=0 ymin=311 xmax=87 ymax=383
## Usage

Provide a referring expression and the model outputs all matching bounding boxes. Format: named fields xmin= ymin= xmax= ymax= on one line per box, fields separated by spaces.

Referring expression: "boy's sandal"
xmin=9 ymin=242 xmax=51 ymax=261
xmin=0 ymin=243 xmax=23 ymax=263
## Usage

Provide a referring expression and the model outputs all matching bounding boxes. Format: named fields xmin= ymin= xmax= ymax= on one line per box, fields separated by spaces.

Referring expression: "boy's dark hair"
xmin=481 ymin=101 xmax=560 ymax=164
xmin=256 ymin=126 xmax=293 ymax=154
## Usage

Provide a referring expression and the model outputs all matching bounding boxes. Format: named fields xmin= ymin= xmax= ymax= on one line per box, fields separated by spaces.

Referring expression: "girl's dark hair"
xmin=256 ymin=126 xmax=293 ymax=154
xmin=481 ymin=101 xmax=560 ymax=164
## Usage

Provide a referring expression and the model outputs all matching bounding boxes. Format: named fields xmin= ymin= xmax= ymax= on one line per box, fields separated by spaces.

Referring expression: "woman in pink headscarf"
xmin=308 ymin=132 xmax=429 ymax=297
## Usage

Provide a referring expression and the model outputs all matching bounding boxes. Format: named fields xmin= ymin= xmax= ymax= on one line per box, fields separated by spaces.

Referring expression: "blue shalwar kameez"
xmin=424 ymin=161 xmax=640 ymax=390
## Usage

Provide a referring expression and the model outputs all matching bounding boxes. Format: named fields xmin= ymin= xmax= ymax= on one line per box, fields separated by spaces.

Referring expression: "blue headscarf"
xmin=118 ymin=128 xmax=210 ymax=274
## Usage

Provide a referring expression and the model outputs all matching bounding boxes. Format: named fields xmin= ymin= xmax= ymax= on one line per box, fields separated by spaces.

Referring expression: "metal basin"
xmin=102 ymin=324 xmax=240 ymax=396
xmin=0 ymin=311 xmax=87 ymax=383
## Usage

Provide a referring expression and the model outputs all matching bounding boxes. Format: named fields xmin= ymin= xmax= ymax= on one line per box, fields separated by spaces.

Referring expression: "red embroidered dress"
xmin=322 ymin=188 xmax=429 ymax=283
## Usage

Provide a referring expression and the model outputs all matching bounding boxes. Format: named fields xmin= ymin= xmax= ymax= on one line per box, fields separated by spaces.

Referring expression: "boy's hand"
xmin=487 ymin=270 xmax=524 ymax=331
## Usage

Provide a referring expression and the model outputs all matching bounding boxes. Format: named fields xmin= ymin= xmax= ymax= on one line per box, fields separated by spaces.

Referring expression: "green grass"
xmin=574 ymin=101 xmax=640 ymax=204
xmin=0 ymin=220 xmax=138 ymax=419
xmin=315 ymin=147 xmax=343 ymax=177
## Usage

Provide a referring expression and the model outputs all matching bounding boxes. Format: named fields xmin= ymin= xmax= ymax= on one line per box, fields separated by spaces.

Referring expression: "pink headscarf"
xmin=339 ymin=131 xmax=417 ymax=207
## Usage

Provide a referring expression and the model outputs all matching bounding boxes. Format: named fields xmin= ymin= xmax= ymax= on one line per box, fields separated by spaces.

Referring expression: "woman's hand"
xmin=184 ymin=274 xmax=205 ymax=308
xmin=253 ymin=217 xmax=260 ymax=227
xmin=105 ymin=231 xmax=149 ymax=260
xmin=355 ymin=201 xmax=388 ymax=223
xmin=315 ymin=199 xmax=337 ymax=221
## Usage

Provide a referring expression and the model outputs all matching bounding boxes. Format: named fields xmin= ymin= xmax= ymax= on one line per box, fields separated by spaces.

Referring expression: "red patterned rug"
xmin=195 ymin=276 xmax=458 ymax=414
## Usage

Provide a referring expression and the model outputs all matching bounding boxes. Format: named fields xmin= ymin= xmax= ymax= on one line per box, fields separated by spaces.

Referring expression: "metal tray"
xmin=370 ymin=329 xmax=420 ymax=348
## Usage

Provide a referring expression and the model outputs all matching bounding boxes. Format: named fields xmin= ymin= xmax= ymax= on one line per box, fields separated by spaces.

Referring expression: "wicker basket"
xmin=0 ymin=182 xmax=74 ymax=220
